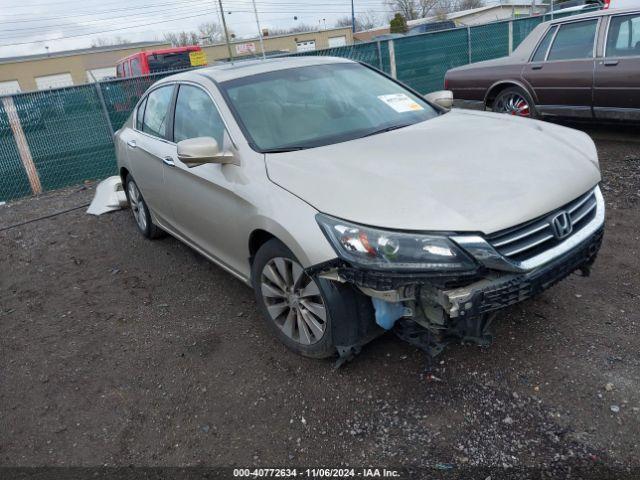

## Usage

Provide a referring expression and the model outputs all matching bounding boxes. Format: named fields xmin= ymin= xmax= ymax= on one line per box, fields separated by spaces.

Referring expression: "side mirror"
xmin=424 ymin=90 xmax=453 ymax=110
xmin=177 ymin=137 xmax=238 ymax=167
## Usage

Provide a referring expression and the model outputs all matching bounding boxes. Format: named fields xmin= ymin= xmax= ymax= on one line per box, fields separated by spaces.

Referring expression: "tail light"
xmin=603 ymin=0 xmax=610 ymax=9
xmin=444 ymin=77 xmax=449 ymax=89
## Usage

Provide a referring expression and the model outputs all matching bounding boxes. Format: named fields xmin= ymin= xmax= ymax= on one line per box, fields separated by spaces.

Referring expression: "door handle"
xmin=531 ymin=64 xmax=543 ymax=70
xmin=162 ymin=156 xmax=175 ymax=167
xmin=603 ymin=59 xmax=619 ymax=66
xmin=126 ymin=139 xmax=137 ymax=148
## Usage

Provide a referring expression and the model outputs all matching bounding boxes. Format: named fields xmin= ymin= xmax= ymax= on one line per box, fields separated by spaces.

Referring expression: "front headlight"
xmin=316 ymin=214 xmax=477 ymax=271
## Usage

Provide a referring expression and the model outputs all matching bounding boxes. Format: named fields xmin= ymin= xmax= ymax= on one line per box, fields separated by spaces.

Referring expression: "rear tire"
xmin=492 ymin=87 xmax=538 ymax=119
xmin=125 ymin=175 xmax=164 ymax=239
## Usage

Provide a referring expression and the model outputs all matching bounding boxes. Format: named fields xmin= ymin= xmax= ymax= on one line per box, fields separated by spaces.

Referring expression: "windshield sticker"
xmin=378 ymin=93 xmax=424 ymax=113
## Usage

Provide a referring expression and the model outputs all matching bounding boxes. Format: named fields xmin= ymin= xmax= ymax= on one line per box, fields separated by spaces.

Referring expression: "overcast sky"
xmin=0 ymin=0 xmax=391 ymax=59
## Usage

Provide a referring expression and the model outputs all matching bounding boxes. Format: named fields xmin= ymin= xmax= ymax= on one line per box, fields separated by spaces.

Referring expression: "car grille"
xmin=487 ymin=188 xmax=598 ymax=263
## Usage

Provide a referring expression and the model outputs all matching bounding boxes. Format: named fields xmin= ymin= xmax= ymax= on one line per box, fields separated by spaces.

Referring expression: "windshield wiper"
xmin=262 ymin=146 xmax=307 ymax=153
xmin=360 ymin=123 xmax=413 ymax=138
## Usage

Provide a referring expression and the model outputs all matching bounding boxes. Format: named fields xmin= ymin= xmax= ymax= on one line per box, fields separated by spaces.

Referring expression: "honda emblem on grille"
xmin=550 ymin=211 xmax=573 ymax=239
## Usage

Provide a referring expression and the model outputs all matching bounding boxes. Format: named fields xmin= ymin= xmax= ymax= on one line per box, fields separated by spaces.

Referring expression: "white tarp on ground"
xmin=87 ymin=176 xmax=128 ymax=216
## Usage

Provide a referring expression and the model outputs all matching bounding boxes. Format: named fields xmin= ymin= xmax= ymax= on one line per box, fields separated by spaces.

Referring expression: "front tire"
xmin=492 ymin=87 xmax=538 ymax=118
xmin=251 ymin=239 xmax=335 ymax=358
xmin=252 ymin=239 xmax=381 ymax=359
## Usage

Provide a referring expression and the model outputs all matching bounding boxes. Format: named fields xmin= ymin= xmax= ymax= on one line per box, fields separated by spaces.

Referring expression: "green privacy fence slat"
xmin=513 ymin=16 xmax=544 ymax=49
xmin=394 ymin=28 xmax=470 ymax=93
xmin=470 ymin=22 xmax=510 ymax=63
xmin=12 ymin=86 xmax=116 ymax=193
xmin=0 ymin=102 xmax=32 ymax=202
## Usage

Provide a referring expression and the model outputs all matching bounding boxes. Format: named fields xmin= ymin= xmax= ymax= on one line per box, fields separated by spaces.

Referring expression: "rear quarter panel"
xmin=446 ymin=64 xmax=527 ymax=102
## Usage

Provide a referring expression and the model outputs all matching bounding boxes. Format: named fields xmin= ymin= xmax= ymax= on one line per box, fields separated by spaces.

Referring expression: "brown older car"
xmin=445 ymin=8 xmax=640 ymax=121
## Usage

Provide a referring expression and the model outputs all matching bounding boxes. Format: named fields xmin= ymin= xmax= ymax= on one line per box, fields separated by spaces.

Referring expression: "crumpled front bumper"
xmin=429 ymin=226 xmax=603 ymax=319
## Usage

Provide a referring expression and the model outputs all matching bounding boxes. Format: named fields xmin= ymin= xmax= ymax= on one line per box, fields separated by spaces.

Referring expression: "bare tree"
xmin=385 ymin=0 xmax=418 ymax=20
xmin=435 ymin=0 xmax=484 ymax=15
xmin=90 ymin=36 xmax=131 ymax=47
xmin=385 ymin=0 xmax=442 ymax=20
xmin=266 ymin=24 xmax=315 ymax=36
xmin=457 ymin=0 xmax=484 ymax=10
xmin=334 ymin=11 xmax=381 ymax=31
xmin=196 ymin=22 xmax=224 ymax=44
xmin=163 ymin=31 xmax=200 ymax=46
xmin=358 ymin=11 xmax=382 ymax=30
xmin=163 ymin=22 xmax=228 ymax=46
xmin=334 ymin=16 xmax=353 ymax=28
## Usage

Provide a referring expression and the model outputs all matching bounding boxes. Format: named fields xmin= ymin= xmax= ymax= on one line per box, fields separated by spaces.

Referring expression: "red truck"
xmin=116 ymin=46 xmax=207 ymax=78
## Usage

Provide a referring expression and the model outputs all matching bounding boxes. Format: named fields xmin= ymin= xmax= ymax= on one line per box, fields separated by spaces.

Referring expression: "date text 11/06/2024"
xmin=233 ymin=468 xmax=402 ymax=478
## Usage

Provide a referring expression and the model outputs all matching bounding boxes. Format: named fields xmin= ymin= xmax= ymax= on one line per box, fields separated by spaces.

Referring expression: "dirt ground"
xmin=1 ymin=126 xmax=639 ymax=478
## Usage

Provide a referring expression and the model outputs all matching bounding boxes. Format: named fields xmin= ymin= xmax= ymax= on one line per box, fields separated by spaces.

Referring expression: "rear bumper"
xmin=430 ymin=226 xmax=603 ymax=319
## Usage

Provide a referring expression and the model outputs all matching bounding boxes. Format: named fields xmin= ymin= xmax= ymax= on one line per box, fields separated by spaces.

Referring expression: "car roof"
xmin=159 ymin=56 xmax=355 ymax=84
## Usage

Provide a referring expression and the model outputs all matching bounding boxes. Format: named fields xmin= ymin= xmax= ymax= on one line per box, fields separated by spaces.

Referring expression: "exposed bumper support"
xmin=426 ymin=227 xmax=603 ymax=319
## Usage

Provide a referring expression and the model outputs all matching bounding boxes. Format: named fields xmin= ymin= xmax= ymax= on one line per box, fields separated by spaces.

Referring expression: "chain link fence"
xmin=0 ymin=8 xmax=597 ymax=203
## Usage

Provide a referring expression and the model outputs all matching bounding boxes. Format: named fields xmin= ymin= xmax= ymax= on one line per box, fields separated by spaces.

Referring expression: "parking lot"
xmin=1 ymin=129 xmax=639 ymax=475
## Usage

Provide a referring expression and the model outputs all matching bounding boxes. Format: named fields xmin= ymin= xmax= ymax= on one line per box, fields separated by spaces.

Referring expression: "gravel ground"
xmin=1 ymin=127 xmax=639 ymax=478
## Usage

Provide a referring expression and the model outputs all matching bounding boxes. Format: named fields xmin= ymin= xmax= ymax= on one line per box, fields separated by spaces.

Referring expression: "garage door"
xmin=328 ymin=36 xmax=347 ymax=48
xmin=296 ymin=40 xmax=316 ymax=52
xmin=0 ymin=80 xmax=21 ymax=95
xmin=35 ymin=73 xmax=74 ymax=90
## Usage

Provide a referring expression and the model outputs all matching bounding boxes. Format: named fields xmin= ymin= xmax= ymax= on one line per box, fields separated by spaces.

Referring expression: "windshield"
xmin=219 ymin=63 xmax=439 ymax=152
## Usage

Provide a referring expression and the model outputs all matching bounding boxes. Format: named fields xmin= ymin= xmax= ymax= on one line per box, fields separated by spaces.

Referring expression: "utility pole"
xmin=217 ymin=0 xmax=234 ymax=62
xmin=351 ymin=0 xmax=355 ymax=33
xmin=251 ymin=0 xmax=266 ymax=59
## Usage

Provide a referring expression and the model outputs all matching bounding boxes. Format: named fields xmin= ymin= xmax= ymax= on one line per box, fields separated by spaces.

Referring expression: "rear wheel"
xmin=492 ymin=87 xmax=537 ymax=118
xmin=125 ymin=176 xmax=163 ymax=239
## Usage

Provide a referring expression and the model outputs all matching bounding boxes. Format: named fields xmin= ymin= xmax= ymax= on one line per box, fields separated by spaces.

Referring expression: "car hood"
xmin=265 ymin=109 xmax=601 ymax=234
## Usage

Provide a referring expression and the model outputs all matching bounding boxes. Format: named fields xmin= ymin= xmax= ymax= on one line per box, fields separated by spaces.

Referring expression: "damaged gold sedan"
xmin=115 ymin=57 xmax=604 ymax=362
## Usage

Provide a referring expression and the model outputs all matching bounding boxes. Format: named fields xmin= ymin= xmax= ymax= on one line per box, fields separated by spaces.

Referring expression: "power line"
xmin=0 ymin=10 xmax=220 ymax=46
xmin=0 ymin=0 xmax=213 ymax=23
xmin=0 ymin=5 xmax=218 ymax=34
xmin=0 ymin=5 xmax=392 ymax=39
xmin=0 ymin=0 xmax=397 ymax=47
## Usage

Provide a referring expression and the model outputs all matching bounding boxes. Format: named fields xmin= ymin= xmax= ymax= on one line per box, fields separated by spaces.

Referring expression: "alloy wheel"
xmin=127 ymin=181 xmax=148 ymax=232
xmin=260 ymin=257 xmax=327 ymax=345
xmin=496 ymin=93 xmax=531 ymax=117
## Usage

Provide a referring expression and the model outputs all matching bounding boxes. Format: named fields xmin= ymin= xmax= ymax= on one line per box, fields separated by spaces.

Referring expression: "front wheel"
xmin=251 ymin=239 xmax=380 ymax=359
xmin=492 ymin=87 xmax=538 ymax=118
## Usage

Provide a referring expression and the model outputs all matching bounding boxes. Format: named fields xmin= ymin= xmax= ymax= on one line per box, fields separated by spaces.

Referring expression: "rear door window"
xmin=142 ymin=86 xmax=174 ymax=139
xmin=531 ymin=26 xmax=558 ymax=62
xmin=123 ymin=61 xmax=131 ymax=77
xmin=606 ymin=13 xmax=640 ymax=57
xmin=547 ymin=19 xmax=598 ymax=61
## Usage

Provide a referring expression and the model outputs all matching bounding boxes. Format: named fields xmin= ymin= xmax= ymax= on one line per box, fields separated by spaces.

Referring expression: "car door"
xmin=522 ymin=19 xmax=600 ymax=117
xmin=162 ymin=83 xmax=247 ymax=275
xmin=127 ymin=84 xmax=176 ymax=225
xmin=594 ymin=12 xmax=640 ymax=120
